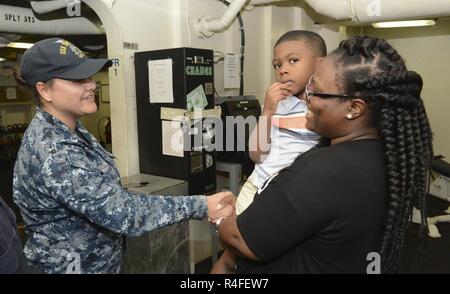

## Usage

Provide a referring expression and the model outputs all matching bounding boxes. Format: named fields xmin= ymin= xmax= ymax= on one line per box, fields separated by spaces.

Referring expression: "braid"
xmin=393 ymin=107 xmax=416 ymax=270
xmin=378 ymin=106 xmax=401 ymax=272
xmin=415 ymin=98 xmax=433 ymax=249
xmin=332 ymin=36 xmax=433 ymax=273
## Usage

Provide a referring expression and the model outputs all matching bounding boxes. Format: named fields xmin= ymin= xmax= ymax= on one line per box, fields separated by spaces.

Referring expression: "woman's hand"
xmin=206 ymin=191 xmax=236 ymax=222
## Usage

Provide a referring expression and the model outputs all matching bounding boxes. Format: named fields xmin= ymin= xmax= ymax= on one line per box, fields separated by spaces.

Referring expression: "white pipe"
xmin=304 ymin=0 xmax=352 ymax=21
xmin=30 ymin=0 xmax=76 ymax=14
xmin=249 ymin=0 xmax=288 ymax=5
xmin=304 ymin=0 xmax=450 ymax=23
xmin=195 ymin=0 xmax=249 ymax=38
xmin=0 ymin=4 xmax=103 ymax=35
xmin=353 ymin=0 xmax=450 ymax=23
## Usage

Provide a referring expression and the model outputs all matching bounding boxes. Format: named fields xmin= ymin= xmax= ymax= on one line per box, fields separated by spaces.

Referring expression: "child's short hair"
xmin=275 ymin=30 xmax=327 ymax=57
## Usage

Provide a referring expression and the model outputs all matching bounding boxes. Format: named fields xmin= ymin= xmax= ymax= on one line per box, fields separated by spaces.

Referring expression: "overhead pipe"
xmin=196 ymin=0 xmax=450 ymax=38
xmin=195 ymin=0 xmax=249 ymax=38
xmin=30 ymin=0 xmax=77 ymax=15
xmin=304 ymin=0 xmax=450 ymax=23
xmin=0 ymin=4 xmax=103 ymax=35
xmin=248 ymin=0 xmax=288 ymax=5
xmin=303 ymin=0 xmax=351 ymax=21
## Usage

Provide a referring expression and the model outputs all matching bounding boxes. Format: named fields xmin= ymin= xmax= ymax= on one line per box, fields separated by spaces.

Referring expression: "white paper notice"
xmin=148 ymin=59 xmax=174 ymax=103
xmin=0 ymin=68 xmax=15 ymax=87
xmin=162 ymin=120 xmax=184 ymax=157
xmin=6 ymin=88 xmax=17 ymax=100
xmin=224 ymin=54 xmax=240 ymax=89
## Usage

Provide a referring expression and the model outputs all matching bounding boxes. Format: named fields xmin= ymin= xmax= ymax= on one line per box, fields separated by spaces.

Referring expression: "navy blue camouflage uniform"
xmin=13 ymin=108 xmax=207 ymax=273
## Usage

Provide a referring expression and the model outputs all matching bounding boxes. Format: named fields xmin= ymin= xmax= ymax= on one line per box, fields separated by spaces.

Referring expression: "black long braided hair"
xmin=328 ymin=36 xmax=433 ymax=273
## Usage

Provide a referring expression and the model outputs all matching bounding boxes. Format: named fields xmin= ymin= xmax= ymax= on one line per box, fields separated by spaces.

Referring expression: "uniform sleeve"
xmin=236 ymin=168 xmax=339 ymax=261
xmin=41 ymin=147 xmax=207 ymax=237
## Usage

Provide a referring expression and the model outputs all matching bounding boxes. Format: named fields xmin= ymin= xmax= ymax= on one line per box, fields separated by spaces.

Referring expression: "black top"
xmin=0 ymin=195 xmax=29 ymax=274
xmin=236 ymin=139 xmax=386 ymax=274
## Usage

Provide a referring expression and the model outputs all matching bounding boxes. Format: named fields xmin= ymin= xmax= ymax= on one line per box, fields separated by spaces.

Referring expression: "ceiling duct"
xmin=29 ymin=0 xmax=77 ymax=15
xmin=0 ymin=4 xmax=103 ymax=35
xmin=196 ymin=0 xmax=450 ymax=37
xmin=304 ymin=0 xmax=450 ymax=24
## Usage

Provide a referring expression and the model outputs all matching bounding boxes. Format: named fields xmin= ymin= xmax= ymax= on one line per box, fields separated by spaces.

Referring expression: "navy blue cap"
xmin=20 ymin=38 xmax=112 ymax=86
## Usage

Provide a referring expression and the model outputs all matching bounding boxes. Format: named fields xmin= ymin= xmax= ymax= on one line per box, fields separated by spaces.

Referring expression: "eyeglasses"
xmin=305 ymin=76 xmax=359 ymax=103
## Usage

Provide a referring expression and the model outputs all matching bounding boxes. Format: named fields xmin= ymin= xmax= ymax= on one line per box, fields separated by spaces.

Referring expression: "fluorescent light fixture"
xmin=372 ymin=20 xmax=436 ymax=28
xmin=0 ymin=57 xmax=5 ymax=62
xmin=7 ymin=42 xmax=34 ymax=49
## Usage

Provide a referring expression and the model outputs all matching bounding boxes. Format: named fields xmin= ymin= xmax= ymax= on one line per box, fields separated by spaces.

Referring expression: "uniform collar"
xmin=35 ymin=107 xmax=93 ymax=145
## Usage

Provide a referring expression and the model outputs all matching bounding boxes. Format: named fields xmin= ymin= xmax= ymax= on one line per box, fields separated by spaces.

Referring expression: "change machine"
xmin=134 ymin=48 xmax=220 ymax=194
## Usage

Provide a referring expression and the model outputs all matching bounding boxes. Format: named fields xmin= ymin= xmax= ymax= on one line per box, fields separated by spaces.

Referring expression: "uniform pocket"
xmin=67 ymin=152 xmax=101 ymax=174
